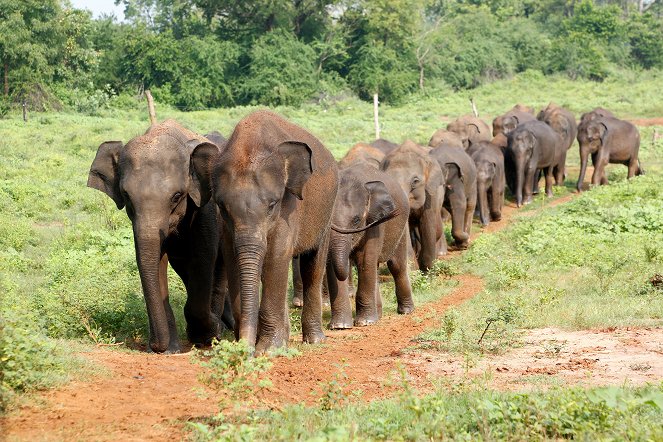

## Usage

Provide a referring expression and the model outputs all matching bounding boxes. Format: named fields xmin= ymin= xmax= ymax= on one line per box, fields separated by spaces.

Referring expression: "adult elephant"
xmin=370 ymin=138 xmax=400 ymax=156
xmin=467 ymin=141 xmax=505 ymax=226
xmin=429 ymin=146 xmax=477 ymax=250
xmin=382 ymin=140 xmax=445 ymax=271
xmin=576 ymin=117 xmax=642 ymax=191
xmin=191 ymin=110 xmax=338 ymax=354
xmin=428 ymin=129 xmax=464 ymax=149
xmin=327 ymin=163 xmax=413 ymax=328
xmin=87 ymin=120 xmax=232 ymax=353
xmin=505 ymin=121 xmax=564 ymax=207
xmin=492 ymin=107 xmax=536 ymax=137
xmin=537 ymin=103 xmax=578 ymax=184
xmin=447 ymin=115 xmax=491 ymax=149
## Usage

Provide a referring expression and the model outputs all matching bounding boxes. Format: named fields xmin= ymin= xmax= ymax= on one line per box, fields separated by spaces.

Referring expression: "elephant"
xmin=446 ymin=115 xmax=491 ymax=149
xmin=370 ymin=138 xmax=400 ymax=156
xmin=505 ymin=120 xmax=565 ymax=207
xmin=579 ymin=107 xmax=615 ymax=125
xmin=338 ymin=142 xmax=386 ymax=169
xmin=513 ymin=103 xmax=535 ymax=115
xmin=429 ymin=146 xmax=477 ymax=250
xmin=467 ymin=141 xmax=505 ymax=226
xmin=537 ymin=103 xmax=578 ymax=184
xmin=492 ymin=107 xmax=536 ymax=137
xmin=381 ymin=140 xmax=445 ymax=271
xmin=87 ymin=120 xmax=232 ymax=353
xmin=204 ymin=130 xmax=227 ymax=148
xmin=191 ymin=110 xmax=338 ymax=354
xmin=428 ymin=129 xmax=464 ymax=149
xmin=491 ymin=133 xmax=508 ymax=149
xmin=576 ymin=116 xmax=643 ymax=191
xmin=326 ymin=163 xmax=413 ymax=328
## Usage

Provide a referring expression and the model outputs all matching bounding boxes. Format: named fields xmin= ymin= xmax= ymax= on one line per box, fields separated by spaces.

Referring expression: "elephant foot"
xmin=147 ymin=341 xmax=182 ymax=354
xmin=292 ymin=296 xmax=303 ymax=308
xmin=302 ymin=330 xmax=326 ymax=344
xmin=454 ymin=240 xmax=469 ymax=250
xmin=255 ymin=334 xmax=287 ymax=356
xmin=329 ymin=320 xmax=353 ymax=330
xmin=397 ymin=303 xmax=415 ymax=315
xmin=186 ymin=318 xmax=221 ymax=347
xmin=354 ymin=311 xmax=378 ymax=327
xmin=491 ymin=213 xmax=501 ymax=222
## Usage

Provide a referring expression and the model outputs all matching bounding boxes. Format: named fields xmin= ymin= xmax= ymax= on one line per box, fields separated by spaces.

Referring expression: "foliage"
xmin=193 ymin=339 xmax=272 ymax=410
xmin=189 ymin=380 xmax=663 ymax=441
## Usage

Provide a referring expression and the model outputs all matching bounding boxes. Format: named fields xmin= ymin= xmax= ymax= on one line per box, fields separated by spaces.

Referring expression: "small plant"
xmin=441 ymin=309 xmax=459 ymax=342
xmin=193 ymin=339 xmax=273 ymax=411
xmin=409 ymin=270 xmax=431 ymax=292
xmin=428 ymin=260 xmax=459 ymax=279
xmin=478 ymin=298 xmax=522 ymax=346
xmin=644 ymin=244 xmax=660 ymax=263
xmin=318 ymin=362 xmax=351 ymax=411
xmin=0 ymin=96 xmax=10 ymax=118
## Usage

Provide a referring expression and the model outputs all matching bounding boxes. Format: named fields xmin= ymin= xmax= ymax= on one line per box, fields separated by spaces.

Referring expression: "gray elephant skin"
xmin=467 ymin=141 xmax=505 ymax=226
xmin=447 ymin=115 xmax=491 ymax=149
xmin=87 ymin=120 xmax=231 ymax=353
xmin=537 ymin=103 xmax=578 ymax=183
xmin=429 ymin=145 xmax=478 ymax=250
xmin=505 ymin=120 xmax=565 ymax=207
xmin=492 ymin=107 xmax=536 ymax=137
xmin=382 ymin=141 xmax=445 ymax=272
xmin=576 ymin=116 xmax=642 ymax=191
xmin=327 ymin=163 xmax=413 ymax=328
xmin=191 ymin=110 xmax=338 ymax=355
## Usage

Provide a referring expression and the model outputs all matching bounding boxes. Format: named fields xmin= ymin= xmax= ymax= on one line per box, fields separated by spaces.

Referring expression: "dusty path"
xmin=2 ymin=193 xmax=576 ymax=441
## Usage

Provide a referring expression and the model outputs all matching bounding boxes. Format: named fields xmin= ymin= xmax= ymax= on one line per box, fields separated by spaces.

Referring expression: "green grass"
xmin=419 ymin=173 xmax=663 ymax=355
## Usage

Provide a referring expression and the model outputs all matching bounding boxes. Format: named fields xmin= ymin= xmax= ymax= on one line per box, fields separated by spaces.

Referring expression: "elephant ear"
xmin=446 ymin=162 xmax=464 ymax=182
xmin=278 ymin=141 xmax=315 ymax=200
xmin=597 ymin=122 xmax=609 ymax=145
xmin=365 ymin=180 xmax=397 ymax=226
xmin=425 ymin=158 xmax=445 ymax=194
xmin=88 ymin=141 xmax=124 ymax=209
xmin=468 ymin=123 xmax=481 ymax=133
xmin=188 ymin=139 xmax=220 ymax=207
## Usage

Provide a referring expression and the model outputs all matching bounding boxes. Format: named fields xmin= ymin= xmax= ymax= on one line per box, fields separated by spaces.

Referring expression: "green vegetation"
xmin=2 ymin=0 xmax=663 ymax=111
xmin=189 ymin=372 xmax=663 ymax=441
xmin=420 ymin=173 xmax=663 ymax=355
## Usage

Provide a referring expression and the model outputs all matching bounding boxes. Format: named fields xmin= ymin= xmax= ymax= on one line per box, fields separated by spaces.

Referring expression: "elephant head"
xmin=381 ymin=140 xmax=443 ymax=212
xmin=329 ymin=165 xmax=399 ymax=281
xmin=338 ymin=143 xmax=385 ymax=169
xmin=585 ymin=120 xmax=609 ymax=148
xmin=447 ymin=115 xmax=490 ymax=149
xmin=428 ymin=129 xmax=464 ymax=149
xmin=87 ymin=120 xmax=218 ymax=353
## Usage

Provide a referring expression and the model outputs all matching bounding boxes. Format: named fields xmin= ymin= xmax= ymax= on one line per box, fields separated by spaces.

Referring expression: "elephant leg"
xmin=181 ymin=243 xmax=218 ymax=346
xmin=523 ymin=166 xmax=536 ymax=205
xmin=407 ymin=223 xmax=420 ymax=270
xmin=211 ymin=250 xmax=234 ymax=333
xmin=354 ymin=230 xmax=381 ymax=326
xmin=463 ymin=191 xmax=476 ymax=241
xmin=255 ymin=251 xmax=291 ymax=354
xmin=327 ymin=260 xmax=353 ymax=329
xmin=292 ymin=256 xmax=303 ymax=307
xmin=449 ymin=189 xmax=469 ymax=248
xmin=555 ymin=150 xmax=567 ymax=185
xmin=388 ymin=231 xmax=414 ymax=315
xmin=627 ymin=156 xmax=639 ymax=179
xmin=417 ymin=203 xmax=440 ymax=272
xmin=299 ymin=235 xmax=329 ymax=344
xmin=159 ymin=253 xmax=180 ymax=353
xmin=544 ymin=166 xmax=554 ymax=197
xmin=532 ymin=169 xmax=541 ymax=195
xmin=592 ymin=153 xmax=609 ymax=187
xmin=490 ymin=180 xmax=503 ymax=221
xmin=347 ymin=264 xmax=356 ymax=298
xmin=577 ymin=149 xmax=590 ymax=192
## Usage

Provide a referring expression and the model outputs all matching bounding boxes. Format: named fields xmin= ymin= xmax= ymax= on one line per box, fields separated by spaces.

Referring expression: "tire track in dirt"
xmin=2 ymin=192 xmax=578 ymax=442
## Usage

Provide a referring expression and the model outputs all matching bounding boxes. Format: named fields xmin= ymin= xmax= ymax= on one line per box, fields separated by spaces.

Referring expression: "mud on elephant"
xmin=88 ymin=120 xmax=233 ymax=353
xmin=192 ymin=110 xmax=338 ymax=355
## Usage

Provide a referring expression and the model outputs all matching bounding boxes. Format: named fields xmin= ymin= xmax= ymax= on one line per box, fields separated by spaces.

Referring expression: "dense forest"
xmin=1 ymin=0 xmax=662 ymax=111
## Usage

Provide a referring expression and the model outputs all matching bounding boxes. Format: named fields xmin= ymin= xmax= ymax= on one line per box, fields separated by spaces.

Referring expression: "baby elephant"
xmin=327 ymin=163 xmax=414 ymax=328
xmin=467 ymin=141 xmax=505 ymax=226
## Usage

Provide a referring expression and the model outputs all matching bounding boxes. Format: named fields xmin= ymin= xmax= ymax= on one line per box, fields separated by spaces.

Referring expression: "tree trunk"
xmin=145 ymin=90 xmax=157 ymax=125
xmin=3 ymin=60 xmax=8 ymax=96
xmin=419 ymin=65 xmax=425 ymax=91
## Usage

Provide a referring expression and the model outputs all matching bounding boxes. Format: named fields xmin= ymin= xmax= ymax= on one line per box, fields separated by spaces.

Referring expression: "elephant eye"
xmin=410 ymin=177 xmax=421 ymax=189
xmin=171 ymin=192 xmax=183 ymax=205
xmin=352 ymin=215 xmax=362 ymax=226
xmin=267 ymin=200 xmax=278 ymax=212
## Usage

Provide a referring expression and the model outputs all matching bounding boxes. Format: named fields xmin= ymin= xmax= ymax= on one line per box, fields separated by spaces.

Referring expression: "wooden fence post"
xmin=22 ymin=100 xmax=27 ymax=122
xmin=373 ymin=93 xmax=380 ymax=140
xmin=145 ymin=89 xmax=157 ymax=125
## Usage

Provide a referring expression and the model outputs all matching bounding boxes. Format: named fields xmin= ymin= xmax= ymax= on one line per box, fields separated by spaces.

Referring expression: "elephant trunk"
xmin=330 ymin=231 xmax=351 ymax=281
xmin=133 ymin=224 xmax=169 ymax=353
xmin=477 ymin=181 xmax=490 ymax=226
xmin=515 ymin=157 xmax=526 ymax=208
xmin=234 ymin=234 xmax=265 ymax=347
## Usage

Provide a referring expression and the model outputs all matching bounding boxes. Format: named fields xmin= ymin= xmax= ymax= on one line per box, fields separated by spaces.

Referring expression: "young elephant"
xmin=191 ymin=110 xmax=338 ymax=354
xmin=382 ymin=141 xmax=445 ymax=272
xmin=429 ymin=146 xmax=478 ymax=250
xmin=327 ymin=163 xmax=413 ymax=328
xmin=338 ymin=142 xmax=386 ymax=169
xmin=537 ymin=103 xmax=578 ymax=184
xmin=576 ymin=116 xmax=642 ymax=191
xmin=87 ymin=120 xmax=231 ymax=353
xmin=467 ymin=141 xmax=505 ymax=226
xmin=492 ymin=107 xmax=536 ymax=137
xmin=370 ymin=138 xmax=400 ymax=156
xmin=428 ymin=129 xmax=464 ymax=149
xmin=505 ymin=121 xmax=564 ymax=207
xmin=447 ymin=115 xmax=491 ymax=149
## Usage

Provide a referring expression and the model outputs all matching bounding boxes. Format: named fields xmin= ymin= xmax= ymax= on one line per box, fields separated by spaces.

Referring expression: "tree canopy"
xmin=1 ymin=0 xmax=662 ymax=110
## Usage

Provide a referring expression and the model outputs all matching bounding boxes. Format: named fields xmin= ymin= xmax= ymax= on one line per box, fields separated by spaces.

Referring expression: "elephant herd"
xmin=88 ymin=104 xmax=642 ymax=355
